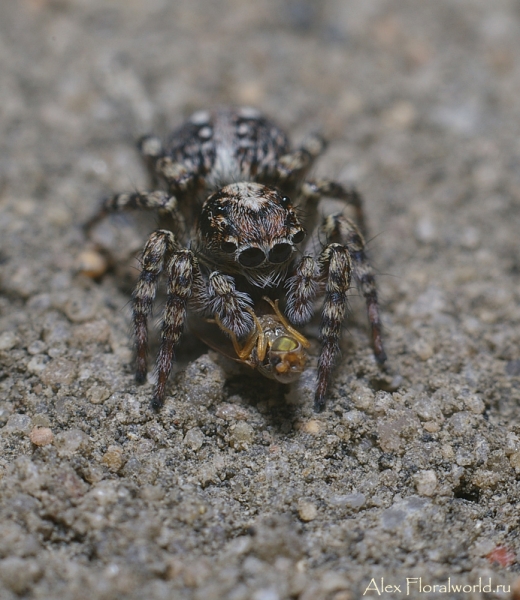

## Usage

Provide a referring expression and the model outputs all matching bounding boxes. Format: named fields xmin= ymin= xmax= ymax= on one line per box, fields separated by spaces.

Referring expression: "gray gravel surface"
xmin=1 ymin=1 xmax=520 ymax=599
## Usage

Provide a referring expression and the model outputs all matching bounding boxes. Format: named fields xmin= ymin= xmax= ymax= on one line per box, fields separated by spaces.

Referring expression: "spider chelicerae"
xmin=86 ymin=106 xmax=386 ymax=411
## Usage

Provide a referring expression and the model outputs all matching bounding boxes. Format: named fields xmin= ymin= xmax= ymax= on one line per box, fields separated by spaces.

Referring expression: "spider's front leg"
xmin=316 ymin=244 xmax=353 ymax=412
xmin=273 ymin=133 xmax=327 ymax=186
xmin=132 ymin=229 xmax=179 ymax=387
xmin=203 ymin=272 xmax=255 ymax=339
xmin=152 ymin=248 xmax=199 ymax=410
xmin=300 ymin=180 xmax=368 ymax=238
xmin=322 ymin=212 xmax=386 ymax=366
xmin=285 ymin=247 xmax=351 ymax=412
xmin=84 ymin=190 xmax=178 ymax=233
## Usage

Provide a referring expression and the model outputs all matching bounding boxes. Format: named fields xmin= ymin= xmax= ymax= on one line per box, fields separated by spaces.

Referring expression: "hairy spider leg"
xmin=322 ymin=212 xmax=386 ymax=365
xmin=84 ymin=191 xmax=178 ymax=233
xmin=132 ymin=230 xmax=178 ymax=385
xmin=301 ymin=180 xmax=368 ymax=238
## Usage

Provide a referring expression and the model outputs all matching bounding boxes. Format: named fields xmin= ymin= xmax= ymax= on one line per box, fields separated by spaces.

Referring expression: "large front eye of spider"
xmin=238 ymin=247 xmax=266 ymax=267
xmin=268 ymin=243 xmax=293 ymax=264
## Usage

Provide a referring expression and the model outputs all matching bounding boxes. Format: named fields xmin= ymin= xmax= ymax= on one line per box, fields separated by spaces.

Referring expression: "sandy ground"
xmin=1 ymin=0 xmax=520 ymax=598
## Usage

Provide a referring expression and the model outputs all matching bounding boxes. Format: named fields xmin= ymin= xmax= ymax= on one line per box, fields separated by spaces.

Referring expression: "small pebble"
xmin=472 ymin=538 xmax=495 ymax=557
xmin=64 ymin=294 xmax=97 ymax=323
xmin=29 ymin=427 xmax=54 ymax=446
xmin=472 ymin=470 xmax=500 ymax=489
xmin=463 ymin=394 xmax=485 ymax=414
xmin=42 ymin=313 xmax=71 ymax=345
xmin=83 ymin=465 xmax=104 ymax=484
xmin=486 ymin=546 xmax=516 ymax=568
xmin=252 ymin=588 xmax=280 ymax=600
xmin=102 ymin=446 xmax=125 ymax=471
xmin=140 ymin=485 xmax=165 ymax=501
xmin=423 ymin=421 xmax=440 ymax=433
xmin=215 ymin=403 xmax=250 ymax=421
xmin=27 ymin=355 xmax=50 ymax=375
xmin=0 ymin=332 xmax=18 ymax=351
xmin=509 ymin=451 xmax=520 ymax=471
xmin=229 ymin=422 xmax=254 ymax=450
xmin=55 ymin=429 xmax=90 ymax=457
xmin=40 ymin=358 xmax=77 ymax=386
xmin=184 ymin=427 xmax=205 ymax=451
xmin=87 ymin=384 xmax=111 ymax=404
xmin=382 ymin=101 xmax=417 ymax=129
xmin=505 ymin=433 xmax=520 ymax=456
xmin=414 ymin=470 xmax=438 ymax=496
xmin=448 ymin=411 xmax=474 ymax=435
xmin=413 ymin=339 xmax=434 ymax=361
xmin=27 ymin=340 xmax=47 ymax=355
xmin=328 ymin=493 xmax=366 ymax=510
xmin=301 ymin=420 xmax=322 ymax=435
xmin=0 ymin=558 xmax=42 ymax=594
xmin=297 ymin=500 xmax=318 ymax=522
xmin=179 ymin=354 xmax=226 ymax=407
xmin=456 ymin=448 xmax=474 ymax=467
xmin=331 ymin=593 xmax=351 ymax=600
xmin=321 ymin=571 xmax=350 ymax=593
xmin=415 ymin=216 xmax=437 ymax=243
xmin=89 ymin=481 xmax=119 ymax=506
xmin=441 ymin=444 xmax=455 ymax=460
xmin=76 ymin=250 xmax=108 ymax=279
xmin=47 ymin=345 xmax=67 ymax=358
xmin=413 ymin=394 xmax=441 ymax=421
xmin=32 ymin=414 xmax=50 ymax=427
xmin=5 ymin=414 xmax=32 ymax=434
xmin=73 ymin=320 xmax=111 ymax=344
xmin=350 ymin=383 xmax=374 ymax=410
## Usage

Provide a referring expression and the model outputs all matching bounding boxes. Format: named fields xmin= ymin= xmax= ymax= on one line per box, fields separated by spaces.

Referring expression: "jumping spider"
xmin=87 ymin=106 xmax=386 ymax=411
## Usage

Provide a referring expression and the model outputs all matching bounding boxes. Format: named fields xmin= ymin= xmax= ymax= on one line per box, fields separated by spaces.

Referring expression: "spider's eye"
xmin=268 ymin=243 xmax=293 ymax=264
xmin=221 ymin=241 xmax=238 ymax=254
xmin=238 ymin=247 xmax=266 ymax=267
xmin=291 ymin=229 xmax=306 ymax=244
xmin=280 ymin=196 xmax=291 ymax=207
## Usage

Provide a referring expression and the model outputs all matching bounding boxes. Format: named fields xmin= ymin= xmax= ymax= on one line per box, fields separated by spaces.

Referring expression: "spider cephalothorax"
xmin=87 ymin=106 xmax=386 ymax=411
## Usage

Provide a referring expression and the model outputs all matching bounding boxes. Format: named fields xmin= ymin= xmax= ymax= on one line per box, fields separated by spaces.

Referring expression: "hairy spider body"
xmin=87 ymin=106 xmax=386 ymax=411
xmin=162 ymin=107 xmax=291 ymax=190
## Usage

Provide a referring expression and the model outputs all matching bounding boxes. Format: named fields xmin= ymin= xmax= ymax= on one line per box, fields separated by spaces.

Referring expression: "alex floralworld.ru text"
xmin=363 ymin=577 xmax=510 ymax=595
